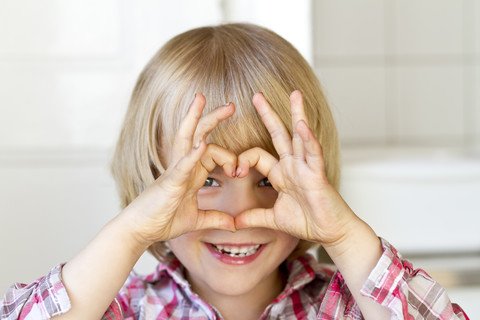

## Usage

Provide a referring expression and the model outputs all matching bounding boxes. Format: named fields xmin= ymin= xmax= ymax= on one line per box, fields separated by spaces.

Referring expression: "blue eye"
xmin=258 ymin=178 xmax=272 ymax=187
xmin=203 ymin=177 xmax=220 ymax=187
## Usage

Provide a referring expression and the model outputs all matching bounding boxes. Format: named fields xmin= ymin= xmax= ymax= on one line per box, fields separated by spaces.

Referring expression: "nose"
xmin=218 ymin=181 xmax=266 ymax=218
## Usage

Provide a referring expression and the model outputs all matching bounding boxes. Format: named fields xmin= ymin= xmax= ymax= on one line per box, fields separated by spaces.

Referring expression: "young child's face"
xmin=168 ymin=164 xmax=299 ymax=300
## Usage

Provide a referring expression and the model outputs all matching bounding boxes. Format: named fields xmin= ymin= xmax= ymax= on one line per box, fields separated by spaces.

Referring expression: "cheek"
xmin=197 ymin=189 xmax=219 ymax=210
xmin=168 ymin=232 xmax=202 ymax=262
xmin=260 ymin=188 xmax=278 ymax=208
xmin=274 ymin=232 xmax=300 ymax=256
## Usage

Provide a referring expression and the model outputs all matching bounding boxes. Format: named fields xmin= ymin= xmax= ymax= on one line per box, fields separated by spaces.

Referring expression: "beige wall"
xmin=313 ymin=0 xmax=480 ymax=148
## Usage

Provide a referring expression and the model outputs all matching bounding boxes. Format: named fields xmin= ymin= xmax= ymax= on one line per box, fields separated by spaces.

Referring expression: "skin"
xmin=168 ymin=165 xmax=299 ymax=320
xmin=55 ymin=92 xmax=390 ymax=319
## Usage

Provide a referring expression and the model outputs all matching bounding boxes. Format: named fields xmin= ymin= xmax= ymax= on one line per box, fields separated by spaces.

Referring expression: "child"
xmin=1 ymin=23 xmax=468 ymax=320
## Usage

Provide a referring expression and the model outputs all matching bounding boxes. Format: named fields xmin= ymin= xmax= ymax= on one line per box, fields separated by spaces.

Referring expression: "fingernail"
xmin=193 ymin=140 xmax=201 ymax=149
xmin=223 ymin=102 xmax=232 ymax=108
xmin=235 ymin=167 xmax=242 ymax=177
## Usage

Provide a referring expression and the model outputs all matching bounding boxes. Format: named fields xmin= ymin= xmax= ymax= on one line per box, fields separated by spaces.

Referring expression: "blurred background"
xmin=0 ymin=0 xmax=479 ymax=317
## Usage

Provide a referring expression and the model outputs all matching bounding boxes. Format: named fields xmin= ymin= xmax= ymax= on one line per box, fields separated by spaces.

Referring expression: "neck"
xmin=189 ymin=267 xmax=286 ymax=320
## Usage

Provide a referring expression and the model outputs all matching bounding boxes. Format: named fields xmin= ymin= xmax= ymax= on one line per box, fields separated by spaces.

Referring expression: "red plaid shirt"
xmin=1 ymin=239 xmax=469 ymax=319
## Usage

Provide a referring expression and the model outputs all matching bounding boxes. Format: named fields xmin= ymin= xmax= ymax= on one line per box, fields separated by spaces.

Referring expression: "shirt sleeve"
xmin=361 ymin=238 xmax=470 ymax=320
xmin=100 ymin=276 xmax=134 ymax=320
xmin=0 ymin=265 xmax=71 ymax=320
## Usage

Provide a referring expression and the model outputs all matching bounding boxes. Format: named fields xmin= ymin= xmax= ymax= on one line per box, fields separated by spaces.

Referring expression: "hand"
xmin=235 ymin=91 xmax=356 ymax=246
xmin=124 ymin=94 xmax=237 ymax=245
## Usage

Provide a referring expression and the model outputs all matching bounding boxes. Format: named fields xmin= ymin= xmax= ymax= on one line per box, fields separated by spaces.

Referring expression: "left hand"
xmin=235 ymin=91 xmax=356 ymax=246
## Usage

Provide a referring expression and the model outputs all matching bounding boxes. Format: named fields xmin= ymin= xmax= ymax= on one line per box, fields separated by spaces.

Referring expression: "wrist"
xmin=322 ymin=215 xmax=380 ymax=263
xmin=115 ymin=208 xmax=154 ymax=256
xmin=320 ymin=216 xmax=388 ymax=319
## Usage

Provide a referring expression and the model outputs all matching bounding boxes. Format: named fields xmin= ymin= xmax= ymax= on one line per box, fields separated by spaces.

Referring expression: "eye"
xmin=258 ymin=177 xmax=272 ymax=187
xmin=203 ymin=177 xmax=220 ymax=187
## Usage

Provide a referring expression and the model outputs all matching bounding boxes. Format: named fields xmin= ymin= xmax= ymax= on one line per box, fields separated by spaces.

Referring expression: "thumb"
xmin=235 ymin=208 xmax=277 ymax=230
xmin=194 ymin=210 xmax=236 ymax=232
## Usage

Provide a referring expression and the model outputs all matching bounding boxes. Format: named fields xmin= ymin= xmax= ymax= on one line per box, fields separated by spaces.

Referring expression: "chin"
xmin=187 ymin=265 xmax=282 ymax=301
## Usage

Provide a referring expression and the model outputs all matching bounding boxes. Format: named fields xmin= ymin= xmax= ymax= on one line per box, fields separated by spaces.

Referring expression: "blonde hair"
xmin=111 ymin=23 xmax=340 ymax=261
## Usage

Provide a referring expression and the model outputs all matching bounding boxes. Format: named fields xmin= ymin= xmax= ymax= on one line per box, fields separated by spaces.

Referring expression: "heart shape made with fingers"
xmin=172 ymin=91 xmax=339 ymax=244
xmin=198 ymin=144 xmax=289 ymax=233
xmin=197 ymin=144 xmax=279 ymax=218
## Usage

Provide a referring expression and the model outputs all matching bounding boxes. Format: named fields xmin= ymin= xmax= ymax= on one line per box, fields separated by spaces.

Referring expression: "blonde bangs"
xmin=155 ymin=25 xmax=337 ymax=164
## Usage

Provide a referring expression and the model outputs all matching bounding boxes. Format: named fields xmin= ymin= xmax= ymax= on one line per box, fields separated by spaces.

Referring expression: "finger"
xmin=252 ymin=93 xmax=293 ymax=158
xmin=167 ymin=139 xmax=207 ymax=186
xmin=292 ymin=132 xmax=305 ymax=160
xmin=236 ymin=147 xmax=284 ymax=191
xmin=235 ymin=208 xmax=277 ymax=230
xmin=193 ymin=102 xmax=235 ymax=144
xmin=172 ymin=94 xmax=207 ymax=161
xmin=290 ymin=90 xmax=308 ymax=131
xmin=290 ymin=90 xmax=308 ymax=159
xmin=200 ymin=144 xmax=237 ymax=178
xmin=236 ymin=147 xmax=277 ymax=177
xmin=295 ymin=120 xmax=325 ymax=173
xmin=194 ymin=210 xmax=236 ymax=232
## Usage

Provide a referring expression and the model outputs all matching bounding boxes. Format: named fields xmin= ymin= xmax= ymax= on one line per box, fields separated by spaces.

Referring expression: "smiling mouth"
xmin=210 ymin=244 xmax=262 ymax=258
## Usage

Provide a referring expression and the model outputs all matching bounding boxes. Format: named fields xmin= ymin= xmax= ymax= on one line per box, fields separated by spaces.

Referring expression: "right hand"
xmin=123 ymin=94 xmax=237 ymax=245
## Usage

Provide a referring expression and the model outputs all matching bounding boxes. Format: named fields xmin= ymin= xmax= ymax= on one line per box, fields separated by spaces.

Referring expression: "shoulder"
xmin=283 ymin=254 xmax=336 ymax=301
xmin=286 ymin=253 xmax=336 ymax=283
xmin=120 ymin=257 xmax=186 ymax=300
xmin=111 ymin=255 xmax=207 ymax=318
xmin=264 ymin=254 xmax=336 ymax=318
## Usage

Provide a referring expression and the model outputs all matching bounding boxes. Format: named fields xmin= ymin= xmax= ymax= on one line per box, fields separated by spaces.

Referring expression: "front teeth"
xmin=212 ymin=244 xmax=261 ymax=257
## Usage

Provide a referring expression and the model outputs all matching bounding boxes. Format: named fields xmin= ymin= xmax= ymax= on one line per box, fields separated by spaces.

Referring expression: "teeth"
xmin=212 ymin=244 xmax=261 ymax=257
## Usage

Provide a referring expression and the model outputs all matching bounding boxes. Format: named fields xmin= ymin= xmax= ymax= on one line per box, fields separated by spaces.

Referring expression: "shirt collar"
xmin=144 ymin=252 xmax=191 ymax=290
xmin=144 ymin=252 xmax=334 ymax=296
xmin=276 ymin=253 xmax=334 ymax=301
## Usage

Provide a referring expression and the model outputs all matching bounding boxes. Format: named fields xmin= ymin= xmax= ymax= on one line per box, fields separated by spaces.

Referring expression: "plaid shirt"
xmin=1 ymin=239 xmax=469 ymax=319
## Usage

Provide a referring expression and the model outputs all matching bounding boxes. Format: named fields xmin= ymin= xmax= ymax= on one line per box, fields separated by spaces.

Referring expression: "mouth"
xmin=210 ymin=244 xmax=262 ymax=257
xmin=206 ymin=243 xmax=265 ymax=265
